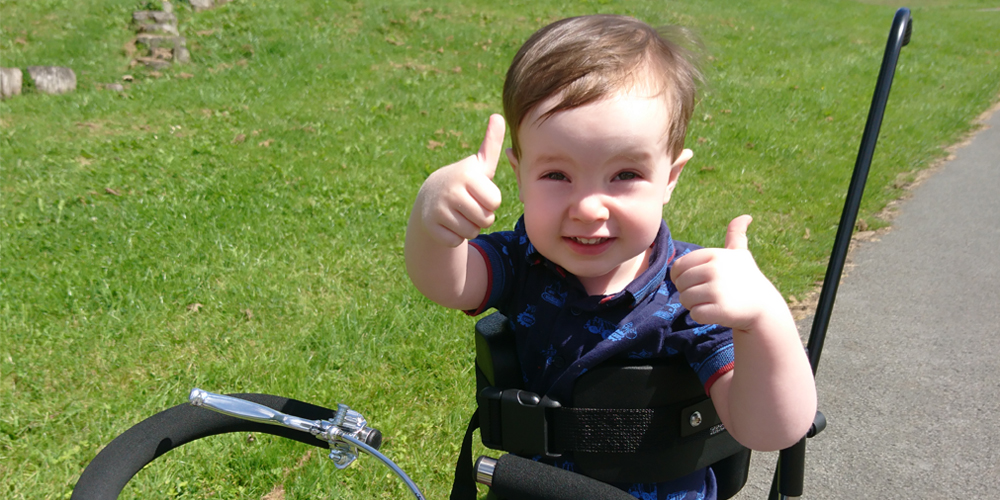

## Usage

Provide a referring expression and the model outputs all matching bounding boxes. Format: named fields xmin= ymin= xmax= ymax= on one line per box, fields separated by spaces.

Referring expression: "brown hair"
xmin=503 ymin=15 xmax=704 ymax=160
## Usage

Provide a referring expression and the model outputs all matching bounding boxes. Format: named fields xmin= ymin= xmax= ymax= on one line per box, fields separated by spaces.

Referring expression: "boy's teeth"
xmin=574 ymin=237 xmax=606 ymax=245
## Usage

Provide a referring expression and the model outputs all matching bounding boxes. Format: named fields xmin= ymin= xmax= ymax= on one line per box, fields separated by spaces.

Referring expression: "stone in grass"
xmin=137 ymin=22 xmax=180 ymax=36
xmin=135 ymin=34 xmax=186 ymax=52
xmin=174 ymin=46 xmax=191 ymax=64
xmin=1 ymin=67 xmax=22 ymax=99
xmin=191 ymin=0 xmax=230 ymax=11
xmin=104 ymin=83 xmax=125 ymax=92
xmin=134 ymin=57 xmax=172 ymax=70
xmin=151 ymin=47 xmax=174 ymax=61
xmin=190 ymin=0 xmax=214 ymax=11
xmin=26 ymin=66 xmax=76 ymax=95
xmin=132 ymin=10 xmax=177 ymax=27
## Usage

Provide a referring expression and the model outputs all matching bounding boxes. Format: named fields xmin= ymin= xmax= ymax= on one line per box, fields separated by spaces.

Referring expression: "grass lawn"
xmin=1 ymin=0 xmax=998 ymax=498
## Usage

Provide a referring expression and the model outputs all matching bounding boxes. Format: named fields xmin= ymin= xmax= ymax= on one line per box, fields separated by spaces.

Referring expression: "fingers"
xmin=421 ymin=167 xmax=501 ymax=244
xmin=670 ymin=249 xmax=715 ymax=291
xmin=670 ymin=250 xmax=700 ymax=285
xmin=683 ymin=297 xmax=725 ymax=327
xmin=466 ymin=169 xmax=503 ymax=215
xmin=434 ymin=207 xmax=489 ymax=244
xmin=725 ymin=215 xmax=753 ymax=251
xmin=672 ymin=215 xmax=752 ymax=284
xmin=477 ymin=114 xmax=506 ymax=180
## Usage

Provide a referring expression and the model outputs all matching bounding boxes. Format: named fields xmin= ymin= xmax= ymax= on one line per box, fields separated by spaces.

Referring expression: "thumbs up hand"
xmin=670 ymin=215 xmax=787 ymax=333
xmin=413 ymin=114 xmax=506 ymax=247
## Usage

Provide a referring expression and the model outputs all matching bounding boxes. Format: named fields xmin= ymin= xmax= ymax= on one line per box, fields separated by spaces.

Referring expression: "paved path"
xmin=736 ymin=105 xmax=1000 ymax=499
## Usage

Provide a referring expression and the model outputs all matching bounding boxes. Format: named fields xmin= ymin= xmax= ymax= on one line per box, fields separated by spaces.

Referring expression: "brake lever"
xmin=189 ymin=388 xmax=426 ymax=499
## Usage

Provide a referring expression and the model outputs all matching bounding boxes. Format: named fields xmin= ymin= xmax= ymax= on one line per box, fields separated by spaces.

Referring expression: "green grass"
xmin=1 ymin=0 xmax=998 ymax=498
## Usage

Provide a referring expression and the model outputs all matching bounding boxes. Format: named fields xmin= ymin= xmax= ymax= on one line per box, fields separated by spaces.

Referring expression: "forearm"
xmin=716 ymin=308 xmax=817 ymax=451
xmin=404 ymin=208 xmax=487 ymax=311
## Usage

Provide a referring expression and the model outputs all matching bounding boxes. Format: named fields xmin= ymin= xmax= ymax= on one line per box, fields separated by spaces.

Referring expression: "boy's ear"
xmin=663 ymin=148 xmax=693 ymax=204
xmin=506 ymin=148 xmax=524 ymax=202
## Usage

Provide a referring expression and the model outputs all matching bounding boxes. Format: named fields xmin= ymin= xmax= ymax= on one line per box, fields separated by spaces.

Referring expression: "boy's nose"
xmin=569 ymin=193 xmax=610 ymax=223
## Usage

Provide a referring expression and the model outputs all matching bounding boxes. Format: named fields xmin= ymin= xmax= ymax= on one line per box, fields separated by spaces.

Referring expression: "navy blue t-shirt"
xmin=468 ymin=217 xmax=735 ymax=500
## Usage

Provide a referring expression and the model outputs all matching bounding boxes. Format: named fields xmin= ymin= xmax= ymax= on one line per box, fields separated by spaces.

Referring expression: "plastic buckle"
xmin=478 ymin=387 xmax=562 ymax=458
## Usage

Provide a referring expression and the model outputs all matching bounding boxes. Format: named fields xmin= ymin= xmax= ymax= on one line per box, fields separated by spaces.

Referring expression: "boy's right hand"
xmin=413 ymin=114 xmax=506 ymax=247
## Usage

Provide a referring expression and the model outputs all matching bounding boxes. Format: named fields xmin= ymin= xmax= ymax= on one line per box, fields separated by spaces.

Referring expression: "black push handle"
xmin=806 ymin=6 xmax=912 ymax=374
xmin=488 ymin=454 xmax=638 ymax=500
xmin=770 ymin=7 xmax=913 ymax=500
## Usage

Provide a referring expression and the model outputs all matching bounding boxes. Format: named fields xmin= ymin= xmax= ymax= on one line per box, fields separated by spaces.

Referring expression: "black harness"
xmin=452 ymin=312 xmax=751 ymax=499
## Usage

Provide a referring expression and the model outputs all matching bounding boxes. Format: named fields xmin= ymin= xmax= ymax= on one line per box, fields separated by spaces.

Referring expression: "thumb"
xmin=725 ymin=215 xmax=753 ymax=250
xmin=477 ymin=114 xmax=506 ymax=180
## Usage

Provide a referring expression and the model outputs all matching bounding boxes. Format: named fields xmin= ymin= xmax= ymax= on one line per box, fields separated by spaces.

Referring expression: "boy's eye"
xmin=542 ymin=172 xmax=567 ymax=181
xmin=614 ymin=171 xmax=639 ymax=181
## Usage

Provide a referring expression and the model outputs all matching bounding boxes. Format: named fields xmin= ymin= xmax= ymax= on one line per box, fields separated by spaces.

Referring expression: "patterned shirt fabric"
xmin=467 ymin=217 xmax=735 ymax=500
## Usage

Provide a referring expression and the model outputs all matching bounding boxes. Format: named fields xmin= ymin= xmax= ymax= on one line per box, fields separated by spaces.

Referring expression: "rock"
xmin=135 ymin=34 xmax=186 ymax=51
xmin=129 ymin=7 xmax=187 ymax=70
xmin=151 ymin=47 xmax=174 ymax=60
xmin=138 ymin=22 xmax=180 ymax=36
xmin=133 ymin=10 xmax=177 ymax=26
xmin=190 ymin=0 xmax=214 ymax=11
xmin=104 ymin=83 xmax=125 ymax=92
xmin=174 ymin=46 xmax=191 ymax=64
xmin=26 ymin=66 xmax=76 ymax=94
xmin=134 ymin=57 xmax=171 ymax=70
xmin=1 ymin=67 xmax=23 ymax=99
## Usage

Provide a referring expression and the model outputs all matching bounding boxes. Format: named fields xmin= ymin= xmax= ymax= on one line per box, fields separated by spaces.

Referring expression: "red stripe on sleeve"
xmin=464 ymin=242 xmax=492 ymax=316
xmin=704 ymin=361 xmax=735 ymax=396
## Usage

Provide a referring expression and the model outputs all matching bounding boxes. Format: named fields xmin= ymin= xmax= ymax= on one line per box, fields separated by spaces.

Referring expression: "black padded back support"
xmin=474 ymin=312 xmax=750 ymax=499
xmin=570 ymin=360 xmax=748 ymax=489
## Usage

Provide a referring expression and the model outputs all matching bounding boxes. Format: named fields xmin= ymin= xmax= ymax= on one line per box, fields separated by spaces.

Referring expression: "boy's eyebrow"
xmin=601 ymin=148 xmax=659 ymax=168
xmin=530 ymin=150 xmax=656 ymax=168
xmin=609 ymin=150 xmax=654 ymax=163
xmin=531 ymin=152 xmax=571 ymax=165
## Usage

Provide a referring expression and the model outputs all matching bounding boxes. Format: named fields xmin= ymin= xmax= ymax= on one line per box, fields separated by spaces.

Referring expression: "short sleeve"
xmin=692 ymin=333 xmax=735 ymax=395
xmin=465 ymin=231 xmax=517 ymax=316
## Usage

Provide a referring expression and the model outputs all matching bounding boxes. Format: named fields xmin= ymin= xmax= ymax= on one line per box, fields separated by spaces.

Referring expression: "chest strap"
xmin=477 ymin=387 xmax=726 ymax=458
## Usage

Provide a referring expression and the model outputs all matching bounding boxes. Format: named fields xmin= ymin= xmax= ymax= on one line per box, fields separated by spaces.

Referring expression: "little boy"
xmin=405 ymin=14 xmax=816 ymax=500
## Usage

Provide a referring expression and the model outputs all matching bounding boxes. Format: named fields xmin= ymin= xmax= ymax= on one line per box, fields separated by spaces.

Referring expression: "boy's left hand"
xmin=670 ymin=215 xmax=787 ymax=333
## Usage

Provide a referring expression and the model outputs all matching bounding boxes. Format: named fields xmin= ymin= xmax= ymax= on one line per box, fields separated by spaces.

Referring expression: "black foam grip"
xmin=72 ymin=393 xmax=338 ymax=500
xmin=490 ymin=454 xmax=636 ymax=500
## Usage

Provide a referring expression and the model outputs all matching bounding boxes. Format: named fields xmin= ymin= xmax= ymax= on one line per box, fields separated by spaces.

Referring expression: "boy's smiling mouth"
xmin=569 ymin=236 xmax=610 ymax=245
xmin=564 ymin=236 xmax=615 ymax=256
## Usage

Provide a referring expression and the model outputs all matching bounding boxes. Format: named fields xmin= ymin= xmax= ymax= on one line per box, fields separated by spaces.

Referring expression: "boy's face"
xmin=507 ymin=90 xmax=690 ymax=295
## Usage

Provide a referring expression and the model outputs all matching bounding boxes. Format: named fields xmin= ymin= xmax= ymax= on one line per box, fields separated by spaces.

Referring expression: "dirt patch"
xmin=257 ymin=449 xmax=314 ymax=499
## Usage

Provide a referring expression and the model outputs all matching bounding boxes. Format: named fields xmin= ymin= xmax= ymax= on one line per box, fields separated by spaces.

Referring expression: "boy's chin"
xmin=556 ymin=247 xmax=653 ymax=294
xmin=559 ymin=261 xmax=640 ymax=295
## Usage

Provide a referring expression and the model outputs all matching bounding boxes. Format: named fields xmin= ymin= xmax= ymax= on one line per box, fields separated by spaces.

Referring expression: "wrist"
xmin=739 ymin=292 xmax=795 ymax=337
